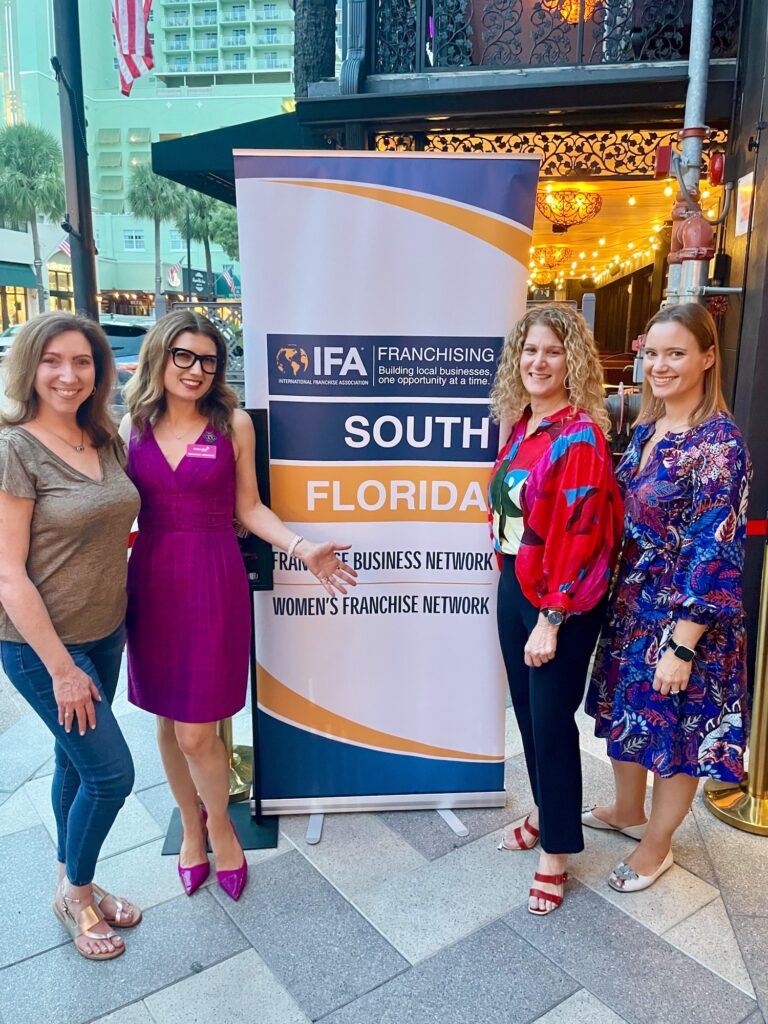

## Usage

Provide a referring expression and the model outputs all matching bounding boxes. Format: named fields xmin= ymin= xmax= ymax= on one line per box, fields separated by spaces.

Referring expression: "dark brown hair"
xmin=0 ymin=311 xmax=117 ymax=447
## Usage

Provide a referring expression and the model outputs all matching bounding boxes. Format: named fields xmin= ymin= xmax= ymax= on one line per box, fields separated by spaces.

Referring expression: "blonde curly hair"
xmin=489 ymin=303 xmax=610 ymax=436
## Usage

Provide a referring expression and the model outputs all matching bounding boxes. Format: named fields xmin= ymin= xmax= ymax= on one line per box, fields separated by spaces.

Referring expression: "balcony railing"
xmin=195 ymin=60 xmax=220 ymax=70
xmin=193 ymin=15 xmax=218 ymax=25
xmin=195 ymin=36 xmax=219 ymax=49
xmin=164 ymin=16 xmax=189 ymax=26
xmin=166 ymin=40 xmax=191 ymax=50
xmin=254 ymin=33 xmax=294 ymax=45
xmin=222 ymin=34 xmax=250 ymax=45
xmin=167 ymin=61 xmax=191 ymax=71
xmin=372 ymin=0 xmax=741 ymax=75
xmin=252 ymin=10 xmax=294 ymax=21
xmin=254 ymin=57 xmax=292 ymax=68
xmin=223 ymin=11 xmax=248 ymax=21
xmin=223 ymin=58 xmax=250 ymax=69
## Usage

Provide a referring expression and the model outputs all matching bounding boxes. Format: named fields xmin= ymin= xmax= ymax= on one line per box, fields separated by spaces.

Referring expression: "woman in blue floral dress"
xmin=586 ymin=303 xmax=751 ymax=893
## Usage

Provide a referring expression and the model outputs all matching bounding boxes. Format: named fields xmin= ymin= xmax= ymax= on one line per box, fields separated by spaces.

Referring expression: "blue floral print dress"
xmin=586 ymin=414 xmax=751 ymax=781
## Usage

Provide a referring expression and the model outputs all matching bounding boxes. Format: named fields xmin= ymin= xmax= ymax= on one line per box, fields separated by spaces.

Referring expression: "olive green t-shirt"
xmin=0 ymin=426 xmax=141 ymax=644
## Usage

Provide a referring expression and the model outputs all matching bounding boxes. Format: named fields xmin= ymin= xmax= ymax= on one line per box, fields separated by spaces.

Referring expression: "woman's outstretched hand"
xmin=297 ymin=541 xmax=358 ymax=596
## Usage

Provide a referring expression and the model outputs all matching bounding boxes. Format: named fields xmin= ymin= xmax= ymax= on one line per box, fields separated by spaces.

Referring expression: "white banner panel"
xmin=235 ymin=151 xmax=539 ymax=811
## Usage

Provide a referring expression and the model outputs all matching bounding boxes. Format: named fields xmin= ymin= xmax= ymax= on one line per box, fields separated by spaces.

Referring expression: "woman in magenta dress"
xmin=121 ymin=311 xmax=356 ymax=900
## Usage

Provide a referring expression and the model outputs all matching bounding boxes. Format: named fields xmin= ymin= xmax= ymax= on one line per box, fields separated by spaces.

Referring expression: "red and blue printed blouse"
xmin=488 ymin=406 xmax=623 ymax=614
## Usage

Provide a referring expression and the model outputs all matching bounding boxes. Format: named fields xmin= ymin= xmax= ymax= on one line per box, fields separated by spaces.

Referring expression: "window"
xmin=264 ymin=51 xmax=279 ymax=67
xmin=203 ymin=32 xmax=218 ymax=46
xmin=263 ymin=4 xmax=277 ymax=16
xmin=264 ymin=26 xmax=277 ymax=40
xmin=202 ymin=55 xmax=218 ymax=69
xmin=97 ymin=128 xmax=121 ymax=145
xmin=113 ymin=57 xmax=119 ymax=69
xmin=123 ymin=230 xmax=145 ymax=251
xmin=229 ymin=52 xmax=247 ymax=69
xmin=231 ymin=4 xmax=246 ymax=20
xmin=203 ymin=8 xmax=217 ymax=23
xmin=173 ymin=33 xmax=189 ymax=48
xmin=170 ymin=229 xmax=185 ymax=252
xmin=128 ymin=128 xmax=151 ymax=143
xmin=232 ymin=28 xmax=246 ymax=43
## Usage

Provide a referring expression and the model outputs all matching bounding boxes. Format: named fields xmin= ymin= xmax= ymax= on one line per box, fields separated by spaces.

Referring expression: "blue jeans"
xmin=0 ymin=624 xmax=134 ymax=885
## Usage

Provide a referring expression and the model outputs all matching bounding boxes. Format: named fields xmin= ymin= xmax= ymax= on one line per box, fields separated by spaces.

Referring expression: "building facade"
xmin=0 ymin=0 xmax=296 ymax=321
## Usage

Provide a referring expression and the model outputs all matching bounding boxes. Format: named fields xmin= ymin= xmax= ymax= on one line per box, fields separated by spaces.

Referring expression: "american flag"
xmin=167 ymin=258 xmax=183 ymax=288
xmin=112 ymin=0 xmax=154 ymax=97
xmin=58 ymin=237 xmax=71 ymax=257
xmin=222 ymin=268 xmax=236 ymax=295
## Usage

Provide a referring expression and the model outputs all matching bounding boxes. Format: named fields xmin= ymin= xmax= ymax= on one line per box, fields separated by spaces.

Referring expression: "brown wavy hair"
xmin=124 ymin=310 xmax=238 ymax=436
xmin=0 ymin=311 xmax=117 ymax=447
xmin=489 ymin=304 xmax=610 ymax=436
xmin=636 ymin=303 xmax=730 ymax=428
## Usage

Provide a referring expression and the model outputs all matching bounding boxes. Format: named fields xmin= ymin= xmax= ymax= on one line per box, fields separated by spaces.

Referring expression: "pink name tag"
xmin=187 ymin=443 xmax=217 ymax=459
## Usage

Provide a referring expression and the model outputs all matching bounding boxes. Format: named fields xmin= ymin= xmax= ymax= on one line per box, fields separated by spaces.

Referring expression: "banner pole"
xmin=217 ymin=717 xmax=253 ymax=803
xmin=703 ymin=512 xmax=768 ymax=835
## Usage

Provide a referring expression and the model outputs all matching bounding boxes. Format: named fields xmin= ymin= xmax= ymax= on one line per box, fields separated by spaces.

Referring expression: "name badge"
xmin=187 ymin=443 xmax=217 ymax=459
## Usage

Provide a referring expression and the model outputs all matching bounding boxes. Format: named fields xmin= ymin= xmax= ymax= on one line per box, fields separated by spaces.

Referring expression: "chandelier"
xmin=530 ymin=268 xmax=557 ymax=286
xmin=534 ymin=245 xmax=574 ymax=269
xmin=536 ymin=188 xmax=603 ymax=232
xmin=540 ymin=0 xmax=598 ymax=23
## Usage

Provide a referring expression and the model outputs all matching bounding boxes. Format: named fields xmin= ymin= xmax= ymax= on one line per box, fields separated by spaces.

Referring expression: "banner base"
xmin=255 ymin=790 xmax=506 ymax=815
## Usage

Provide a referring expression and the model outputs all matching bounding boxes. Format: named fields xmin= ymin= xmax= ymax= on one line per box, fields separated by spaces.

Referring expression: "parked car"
xmin=111 ymin=366 xmax=134 ymax=421
xmin=0 ymin=323 xmax=23 ymax=359
xmin=100 ymin=320 xmax=148 ymax=369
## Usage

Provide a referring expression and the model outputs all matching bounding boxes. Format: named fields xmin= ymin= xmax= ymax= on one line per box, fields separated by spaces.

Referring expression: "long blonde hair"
xmin=124 ymin=310 xmax=238 ymax=436
xmin=489 ymin=304 xmax=610 ymax=436
xmin=0 ymin=311 xmax=117 ymax=447
xmin=636 ymin=304 xmax=730 ymax=428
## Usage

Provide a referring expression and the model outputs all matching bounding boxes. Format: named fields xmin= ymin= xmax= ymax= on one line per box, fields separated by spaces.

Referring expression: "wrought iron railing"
xmin=371 ymin=0 xmax=741 ymax=75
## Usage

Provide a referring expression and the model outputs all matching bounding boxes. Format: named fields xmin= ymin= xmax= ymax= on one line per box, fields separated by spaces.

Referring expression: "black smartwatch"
xmin=668 ymin=638 xmax=695 ymax=662
xmin=541 ymin=608 xmax=566 ymax=627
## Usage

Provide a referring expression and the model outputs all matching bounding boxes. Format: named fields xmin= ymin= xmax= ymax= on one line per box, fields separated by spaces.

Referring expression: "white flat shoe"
xmin=581 ymin=808 xmax=647 ymax=841
xmin=608 ymin=849 xmax=674 ymax=893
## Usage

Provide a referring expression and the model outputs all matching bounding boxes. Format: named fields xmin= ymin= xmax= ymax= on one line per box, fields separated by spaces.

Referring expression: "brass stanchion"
xmin=217 ymin=717 xmax=253 ymax=804
xmin=703 ymin=523 xmax=768 ymax=836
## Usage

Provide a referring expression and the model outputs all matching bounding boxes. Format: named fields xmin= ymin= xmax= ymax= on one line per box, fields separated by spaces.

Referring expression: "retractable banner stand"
xmin=234 ymin=150 xmax=539 ymax=813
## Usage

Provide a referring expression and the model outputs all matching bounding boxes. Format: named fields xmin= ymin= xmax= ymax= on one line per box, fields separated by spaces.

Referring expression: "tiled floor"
xmin=0 ymin=662 xmax=765 ymax=1024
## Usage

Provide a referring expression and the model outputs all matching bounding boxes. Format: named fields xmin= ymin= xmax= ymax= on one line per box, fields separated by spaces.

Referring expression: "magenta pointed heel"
xmin=216 ymin=820 xmax=248 ymax=901
xmin=178 ymin=805 xmax=210 ymax=895
xmin=178 ymin=858 xmax=210 ymax=896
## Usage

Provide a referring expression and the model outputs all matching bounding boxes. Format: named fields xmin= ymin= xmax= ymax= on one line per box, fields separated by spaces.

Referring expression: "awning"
xmin=151 ymin=111 xmax=316 ymax=206
xmin=0 ymin=262 xmax=36 ymax=288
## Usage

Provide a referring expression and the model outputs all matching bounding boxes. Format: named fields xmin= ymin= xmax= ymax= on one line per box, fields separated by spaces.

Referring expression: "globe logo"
xmin=276 ymin=346 xmax=310 ymax=377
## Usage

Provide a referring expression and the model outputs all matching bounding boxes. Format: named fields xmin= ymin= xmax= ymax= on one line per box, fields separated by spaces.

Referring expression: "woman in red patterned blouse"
xmin=488 ymin=304 xmax=623 ymax=915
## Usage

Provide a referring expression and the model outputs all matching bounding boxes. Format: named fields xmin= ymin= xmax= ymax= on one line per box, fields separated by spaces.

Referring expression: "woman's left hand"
xmin=524 ymin=620 xmax=559 ymax=668
xmin=298 ymin=541 xmax=358 ymax=596
xmin=652 ymin=648 xmax=692 ymax=695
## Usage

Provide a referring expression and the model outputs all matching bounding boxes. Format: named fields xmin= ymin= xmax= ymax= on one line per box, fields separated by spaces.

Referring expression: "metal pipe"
xmin=665 ymin=0 xmax=715 ymax=306
xmin=684 ymin=286 xmax=745 ymax=295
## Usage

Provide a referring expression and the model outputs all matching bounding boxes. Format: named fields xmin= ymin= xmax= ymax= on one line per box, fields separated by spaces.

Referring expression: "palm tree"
xmin=210 ymin=203 xmax=239 ymax=262
xmin=126 ymin=163 xmax=181 ymax=316
xmin=0 ymin=124 xmax=65 ymax=313
xmin=175 ymin=190 xmax=220 ymax=295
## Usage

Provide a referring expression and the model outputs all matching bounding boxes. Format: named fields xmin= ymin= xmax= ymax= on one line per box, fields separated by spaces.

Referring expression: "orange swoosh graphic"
xmin=258 ymin=662 xmax=502 ymax=762
xmin=266 ymin=179 xmax=531 ymax=263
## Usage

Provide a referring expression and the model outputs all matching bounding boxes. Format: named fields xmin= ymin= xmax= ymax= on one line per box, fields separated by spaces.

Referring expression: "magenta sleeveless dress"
xmin=125 ymin=424 xmax=251 ymax=723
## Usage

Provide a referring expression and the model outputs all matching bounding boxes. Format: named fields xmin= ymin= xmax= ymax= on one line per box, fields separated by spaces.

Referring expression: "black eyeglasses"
xmin=168 ymin=347 xmax=219 ymax=375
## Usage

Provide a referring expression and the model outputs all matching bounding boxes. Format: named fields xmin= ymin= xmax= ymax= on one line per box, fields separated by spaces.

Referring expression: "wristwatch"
xmin=668 ymin=638 xmax=695 ymax=662
xmin=541 ymin=608 xmax=566 ymax=627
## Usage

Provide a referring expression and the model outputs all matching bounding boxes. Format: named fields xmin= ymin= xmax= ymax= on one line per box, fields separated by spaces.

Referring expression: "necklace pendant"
xmin=74 ymin=444 xmax=85 ymax=453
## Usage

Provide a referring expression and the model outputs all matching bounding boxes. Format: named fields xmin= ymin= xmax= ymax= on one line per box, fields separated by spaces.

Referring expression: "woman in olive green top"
xmin=0 ymin=312 xmax=141 ymax=962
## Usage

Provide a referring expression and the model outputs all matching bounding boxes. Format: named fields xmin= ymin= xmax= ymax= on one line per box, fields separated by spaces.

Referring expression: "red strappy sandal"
xmin=528 ymin=870 xmax=568 ymax=916
xmin=498 ymin=813 xmax=540 ymax=851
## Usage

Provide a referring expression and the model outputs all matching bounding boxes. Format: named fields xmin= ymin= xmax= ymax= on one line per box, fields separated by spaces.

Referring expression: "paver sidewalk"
xmin=0 ymin=660 xmax=765 ymax=1024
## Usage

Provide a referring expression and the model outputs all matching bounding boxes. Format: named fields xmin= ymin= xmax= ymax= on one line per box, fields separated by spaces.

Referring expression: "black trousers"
xmin=497 ymin=555 xmax=605 ymax=854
